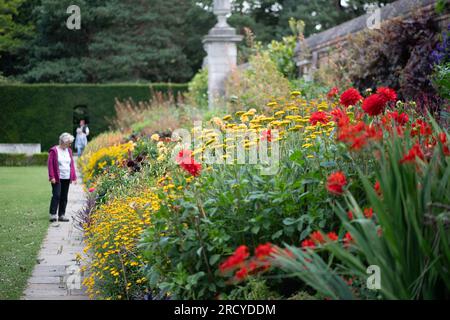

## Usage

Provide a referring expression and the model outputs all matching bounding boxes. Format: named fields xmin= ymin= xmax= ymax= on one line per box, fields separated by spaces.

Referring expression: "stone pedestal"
xmin=203 ymin=0 xmax=242 ymax=109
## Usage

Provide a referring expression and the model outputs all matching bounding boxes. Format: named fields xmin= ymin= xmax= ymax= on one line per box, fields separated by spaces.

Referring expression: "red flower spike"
xmin=326 ymin=171 xmax=347 ymax=196
xmin=255 ymin=243 xmax=274 ymax=259
xmin=310 ymin=111 xmax=330 ymax=125
xmin=219 ymin=245 xmax=250 ymax=273
xmin=400 ymin=143 xmax=425 ymax=164
xmin=411 ymin=119 xmax=432 ymax=137
xmin=235 ymin=267 xmax=248 ymax=280
xmin=310 ymin=231 xmax=325 ymax=244
xmin=327 ymin=232 xmax=339 ymax=242
xmin=343 ymin=232 xmax=353 ymax=248
xmin=301 ymin=239 xmax=316 ymax=249
xmin=374 ymin=180 xmax=381 ymax=196
xmin=364 ymin=208 xmax=374 ymax=219
xmin=331 ymin=108 xmax=350 ymax=127
xmin=327 ymin=87 xmax=339 ymax=99
xmin=347 ymin=210 xmax=354 ymax=220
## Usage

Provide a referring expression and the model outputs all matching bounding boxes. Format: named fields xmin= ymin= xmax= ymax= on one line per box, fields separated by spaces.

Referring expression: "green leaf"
xmin=209 ymin=254 xmax=221 ymax=266
xmin=272 ymin=230 xmax=283 ymax=240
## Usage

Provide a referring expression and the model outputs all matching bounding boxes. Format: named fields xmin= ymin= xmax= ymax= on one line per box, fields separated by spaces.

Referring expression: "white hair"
xmin=59 ymin=132 xmax=75 ymax=145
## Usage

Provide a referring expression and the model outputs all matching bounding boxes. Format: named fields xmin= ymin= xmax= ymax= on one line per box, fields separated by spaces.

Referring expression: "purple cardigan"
xmin=48 ymin=146 xmax=77 ymax=182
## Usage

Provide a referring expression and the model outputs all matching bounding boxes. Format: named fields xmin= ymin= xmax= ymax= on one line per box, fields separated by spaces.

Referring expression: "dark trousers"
xmin=49 ymin=179 xmax=71 ymax=217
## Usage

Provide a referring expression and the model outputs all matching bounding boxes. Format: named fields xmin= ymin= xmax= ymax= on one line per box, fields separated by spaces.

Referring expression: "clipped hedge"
xmin=0 ymin=83 xmax=187 ymax=151
xmin=0 ymin=153 xmax=48 ymax=166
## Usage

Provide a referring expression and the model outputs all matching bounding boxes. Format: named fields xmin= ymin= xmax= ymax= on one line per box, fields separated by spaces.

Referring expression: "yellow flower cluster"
xmin=80 ymin=141 xmax=135 ymax=183
xmin=191 ymin=94 xmax=337 ymax=160
xmin=157 ymin=141 xmax=169 ymax=162
xmin=82 ymin=190 xmax=160 ymax=300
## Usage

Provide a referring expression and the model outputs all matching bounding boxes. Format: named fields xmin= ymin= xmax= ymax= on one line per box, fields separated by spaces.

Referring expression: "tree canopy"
xmin=0 ymin=0 xmax=396 ymax=83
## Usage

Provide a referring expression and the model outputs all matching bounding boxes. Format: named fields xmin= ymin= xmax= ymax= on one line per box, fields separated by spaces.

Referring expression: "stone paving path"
xmin=22 ymin=164 xmax=89 ymax=300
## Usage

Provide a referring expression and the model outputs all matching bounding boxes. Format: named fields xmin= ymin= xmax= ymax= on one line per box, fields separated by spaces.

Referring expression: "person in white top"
xmin=47 ymin=133 xmax=77 ymax=222
xmin=75 ymin=128 xmax=88 ymax=157
xmin=79 ymin=119 xmax=90 ymax=141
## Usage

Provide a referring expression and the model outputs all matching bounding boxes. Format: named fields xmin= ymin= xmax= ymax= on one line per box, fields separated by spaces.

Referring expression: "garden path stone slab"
xmin=22 ymin=164 xmax=90 ymax=300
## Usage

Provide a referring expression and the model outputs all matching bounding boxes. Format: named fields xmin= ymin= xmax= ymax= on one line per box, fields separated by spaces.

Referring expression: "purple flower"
xmin=431 ymin=24 xmax=450 ymax=66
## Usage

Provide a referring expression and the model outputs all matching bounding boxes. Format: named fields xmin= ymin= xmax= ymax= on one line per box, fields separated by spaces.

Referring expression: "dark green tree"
xmin=0 ymin=0 xmax=33 ymax=53
xmin=15 ymin=0 xmax=215 ymax=83
xmin=84 ymin=0 xmax=215 ymax=83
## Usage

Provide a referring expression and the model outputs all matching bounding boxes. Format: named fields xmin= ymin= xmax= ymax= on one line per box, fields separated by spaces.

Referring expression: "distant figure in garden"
xmin=47 ymin=133 xmax=77 ymax=222
xmin=79 ymin=119 xmax=90 ymax=141
xmin=75 ymin=128 xmax=87 ymax=157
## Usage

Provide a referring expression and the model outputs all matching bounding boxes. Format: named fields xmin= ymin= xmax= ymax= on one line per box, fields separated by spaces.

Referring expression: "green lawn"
xmin=0 ymin=167 xmax=50 ymax=300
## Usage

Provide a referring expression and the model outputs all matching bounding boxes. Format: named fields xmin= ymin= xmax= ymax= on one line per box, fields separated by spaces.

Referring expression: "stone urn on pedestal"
xmin=203 ymin=0 xmax=243 ymax=109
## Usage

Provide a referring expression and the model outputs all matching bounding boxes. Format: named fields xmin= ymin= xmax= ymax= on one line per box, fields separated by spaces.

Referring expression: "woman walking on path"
xmin=47 ymin=133 xmax=77 ymax=222
xmin=75 ymin=127 xmax=88 ymax=157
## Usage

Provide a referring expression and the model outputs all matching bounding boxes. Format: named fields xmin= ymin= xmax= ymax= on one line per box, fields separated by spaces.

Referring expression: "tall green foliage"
xmin=273 ymin=123 xmax=450 ymax=300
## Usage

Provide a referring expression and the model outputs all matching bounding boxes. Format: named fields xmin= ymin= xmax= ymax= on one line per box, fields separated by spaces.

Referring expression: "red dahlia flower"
xmin=326 ymin=171 xmax=347 ymax=195
xmin=340 ymin=88 xmax=363 ymax=107
xmin=362 ymin=93 xmax=387 ymax=116
xmin=176 ymin=150 xmax=202 ymax=176
xmin=310 ymin=111 xmax=330 ymax=125
xmin=377 ymin=87 xmax=397 ymax=103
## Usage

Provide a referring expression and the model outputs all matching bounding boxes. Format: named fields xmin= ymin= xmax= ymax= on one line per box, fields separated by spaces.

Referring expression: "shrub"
xmin=433 ymin=62 xmax=450 ymax=100
xmin=226 ymin=52 xmax=291 ymax=113
xmin=315 ymin=10 xmax=441 ymax=102
xmin=185 ymin=68 xmax=209 ymax=109
xmin=111 ymin=93 xmax=202 ymax=138
xmin=0 ymin=153 xmax=48 ymax=166
xmin=0 ymin=83 xmax=188 ymax=150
